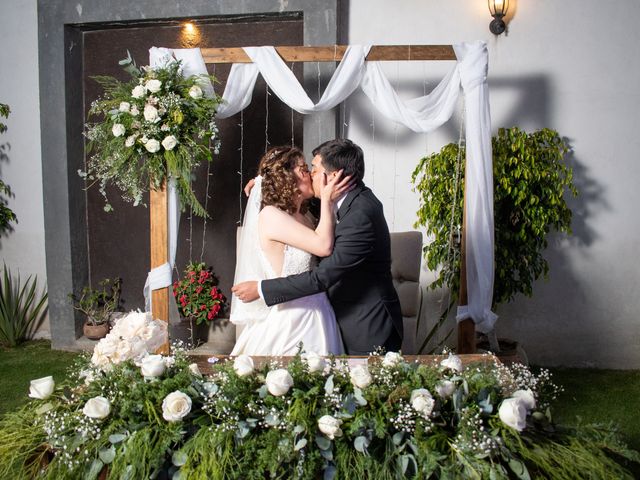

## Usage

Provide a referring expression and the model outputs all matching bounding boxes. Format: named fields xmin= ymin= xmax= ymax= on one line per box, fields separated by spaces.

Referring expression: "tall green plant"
xmin=0 ymin=265 xmax=48 ymax=347
xmin=0 ymin=102 xmax=17 ymax=235
xmin=412 ymin=127 xmax=577 ymax=315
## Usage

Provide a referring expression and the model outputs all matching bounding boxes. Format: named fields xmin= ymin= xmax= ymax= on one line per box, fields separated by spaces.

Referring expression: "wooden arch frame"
xmin=151 ymin=44 xmax=476 ymax=355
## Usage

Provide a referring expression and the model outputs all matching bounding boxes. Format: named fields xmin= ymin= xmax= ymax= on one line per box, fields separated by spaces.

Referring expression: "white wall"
xmin=346 ymin=0 xmax=640 ymax=367
xmin=1 ymin=0 xmax=639 ymax=366
xmin=0 ymin=0 xmax=49 ymax=336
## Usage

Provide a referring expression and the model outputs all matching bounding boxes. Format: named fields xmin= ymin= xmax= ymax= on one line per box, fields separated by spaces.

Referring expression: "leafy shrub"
xmin=0 ymin=265 xmax=48 ymax=347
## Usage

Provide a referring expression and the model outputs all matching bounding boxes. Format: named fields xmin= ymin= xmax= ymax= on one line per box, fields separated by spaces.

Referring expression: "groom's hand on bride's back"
xmin=232 ymin=281 xmax=260 ymax=302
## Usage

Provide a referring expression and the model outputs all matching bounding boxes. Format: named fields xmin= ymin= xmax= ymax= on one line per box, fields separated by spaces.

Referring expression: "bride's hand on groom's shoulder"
xmin=231 ymin=281 xmax=260 ymax=303
xmin=243 ymin=178 xmax=256 ymax=197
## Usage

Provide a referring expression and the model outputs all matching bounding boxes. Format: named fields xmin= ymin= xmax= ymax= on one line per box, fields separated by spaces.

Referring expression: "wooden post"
xmin=457 ymin=178 xmax=476 ymax=354
xmin=150 ymin=182 xmax=170 ymax=354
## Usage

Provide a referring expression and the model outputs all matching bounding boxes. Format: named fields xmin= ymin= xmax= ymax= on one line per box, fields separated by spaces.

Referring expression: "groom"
xmin=232 ymin=139 xmax=403 ymax=355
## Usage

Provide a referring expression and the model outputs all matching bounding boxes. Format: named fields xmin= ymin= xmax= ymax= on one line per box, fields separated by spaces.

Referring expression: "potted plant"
xmin=172 ymin=262 xmax=227 ymax=347
xmin=69 ymin=278 xmax=122 ymax=340
xmin=412 ymin=127 xmax=577 ymax=355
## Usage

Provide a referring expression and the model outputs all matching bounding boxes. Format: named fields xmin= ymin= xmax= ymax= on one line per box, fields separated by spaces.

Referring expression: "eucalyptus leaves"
xmin=82 ymin=56 xmax=223 ymax=217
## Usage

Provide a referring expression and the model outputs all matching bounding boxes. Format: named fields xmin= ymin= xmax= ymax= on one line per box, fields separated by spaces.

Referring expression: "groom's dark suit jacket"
xmin=261 ymin=184 xmax=403 ymax=354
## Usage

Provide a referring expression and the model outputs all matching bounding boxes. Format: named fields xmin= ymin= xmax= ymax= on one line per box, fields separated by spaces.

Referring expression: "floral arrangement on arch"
xmin=2 ymin=320 xmax=638 ymax=480
xmin=82 ymin=54 xmax=223 ymax=217
xmin=173 ymin=262 xmax=226 ymax=325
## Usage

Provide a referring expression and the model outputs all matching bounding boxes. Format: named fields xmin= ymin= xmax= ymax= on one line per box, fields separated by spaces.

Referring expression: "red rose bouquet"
xmin=173 ymin=262 xmax=226 ymax=325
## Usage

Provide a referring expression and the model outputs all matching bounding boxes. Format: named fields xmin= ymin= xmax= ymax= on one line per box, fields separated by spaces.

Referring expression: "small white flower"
xmin=188 ymin=85 xmax=203 ymax=99
xmin=130 ymin=105 xmax=140 ymax=116
xmin=125 ymin=135 xmax=137 ymax=147
xmin=160 ymin=124 xmax=170 ymax=132
xmin=140 ymin=354 xmax=166 ymax=378
xmin=144 ymin=104 xmax=160 ymax=123
xmin=161 ymin=135 xmax=177 ymax=151
xmin=145 ymin=139 xmax=160 ymax=153
xmin=302 ymin=352 xmax=326 ymax=373
xmin=435 ymin=380 xmax=456 ymax=399
xmin=188 ymin=363 xmax=202 ymax=377
xmin=440 ymin=354 xmax=463 ymax=372
xmin=112 ymin=123 xmax=126 ymax=137
xmin=28 ymin=376 xmax=54 ymax=400
xmin=265 ymin=369 xmax=294 ymax=396
xmin=79 ymin=369 xmax=96 ymax=386
xmin=382 ymin=351 xmax=403 ymax=367
xmin=162 ymin=391 xmax=192 ymax=422
xmin=512 ymin=389 xmax=536 ymax=411
xmin=145 ymin=79 xmax=162 ymax=93
xmin=131 ymin=85 xmax=146 ymax=99
xmin=119 ymin=101 xmax=130 ymax=112
xmin=83 ymin=396 xmax=111 ymax=420
xmin=349 ymin=364 xmax=373 ymax=389
xmin=233 ymin=355 xmax=254 ymax=377
xmin=410 ymin=388 xmax=435 ymax=417
xmin=499 ymin=397 xmax=527 ymax=431
xmin=318 ymin=415 xmax=343 ymax=440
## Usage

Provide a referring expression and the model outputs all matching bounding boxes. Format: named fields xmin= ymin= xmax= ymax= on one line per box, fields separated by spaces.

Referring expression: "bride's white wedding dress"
xmin=231 ymin=244 xmax=344 ymax=356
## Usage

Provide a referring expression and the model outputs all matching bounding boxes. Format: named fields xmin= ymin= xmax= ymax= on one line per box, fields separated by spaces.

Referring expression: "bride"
xmin=230 ymin=146 xmax=350 ymax=356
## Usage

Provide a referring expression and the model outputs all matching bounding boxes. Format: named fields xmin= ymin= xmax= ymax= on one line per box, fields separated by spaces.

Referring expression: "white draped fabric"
xmin=144 ymin=42 xmax=496 ymax=333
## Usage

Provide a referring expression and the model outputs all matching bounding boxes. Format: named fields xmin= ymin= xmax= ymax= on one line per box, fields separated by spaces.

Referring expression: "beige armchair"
xmin=390 ymin=231 xmax=423 ymax=354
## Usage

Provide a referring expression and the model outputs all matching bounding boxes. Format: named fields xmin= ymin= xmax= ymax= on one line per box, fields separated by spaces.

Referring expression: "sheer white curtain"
xmin=144 ymin=42 xmax=496 ymax=333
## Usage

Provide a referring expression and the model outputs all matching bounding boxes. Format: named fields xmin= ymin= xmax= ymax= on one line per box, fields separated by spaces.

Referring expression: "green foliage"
xmin=0 ymin=102 xmax=17 ymax=235
xmin=83 ymin=55 xmax=223 ymax=217
xmin=0 ymin=264 xmax=48 ymax=347
xmin=412 ymin=127 xmax=577 ymax=307
xmin=0 ymin=348 xmax=637 ymax=478
xmin=68 ymin=278 xmax=121 ymax=326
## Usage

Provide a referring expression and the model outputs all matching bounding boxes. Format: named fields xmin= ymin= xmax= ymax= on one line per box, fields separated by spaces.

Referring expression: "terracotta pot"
xmin=83 ymin=321 xmax=110 ymax=340
xmin=476 ymin=337 xmax=528 ymax=366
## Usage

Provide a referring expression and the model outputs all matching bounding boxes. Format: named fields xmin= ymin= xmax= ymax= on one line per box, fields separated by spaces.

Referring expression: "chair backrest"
xmin=390 ymin=231 xmax=423 ymax=317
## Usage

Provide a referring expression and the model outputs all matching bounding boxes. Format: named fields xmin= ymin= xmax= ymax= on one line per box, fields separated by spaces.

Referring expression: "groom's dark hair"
xmin=313 ymin=139 xmax=365 ymax=183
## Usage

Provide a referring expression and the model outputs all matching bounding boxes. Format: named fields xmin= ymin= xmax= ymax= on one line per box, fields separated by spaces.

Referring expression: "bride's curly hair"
xmin=259 ymin=146 xmax=308 ymax=215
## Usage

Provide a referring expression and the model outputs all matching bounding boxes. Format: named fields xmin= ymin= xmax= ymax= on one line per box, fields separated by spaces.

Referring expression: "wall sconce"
xmin=488 ymin=0 xmax=509 ymax=35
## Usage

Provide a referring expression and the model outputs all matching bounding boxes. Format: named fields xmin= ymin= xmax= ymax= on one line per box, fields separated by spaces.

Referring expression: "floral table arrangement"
xmin=0 ymin=314 xmax=638 ymax=479
xmin=82 ymin=55 xmax=223 ymax=217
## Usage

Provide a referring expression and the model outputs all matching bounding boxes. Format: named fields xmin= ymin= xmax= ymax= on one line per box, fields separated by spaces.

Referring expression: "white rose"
xmin=112 ymin=123 xmax=126 ymax=137
xmin=28 ymin=376 xmax=54 ymax=400
xmin=162 ymin=391 xmax=192 ymax=422
xmin=161 ymin=135 xmax=177 ymax=151
xmin=140 ymin=354 xmax=166 ymax=378
xmin=188 ymin=85 xmax=203 ymax=99
xmin=144 ymin=104 xmax=159 ymax=123
xmin=410 ymin=388 xmax=435 ymax=417
xmin=318 ymin=415 xmax=343 ymax=440
xmin=131 ymin=85 xmax=146 ymax=99
xmin=130 ymin=105 xmax=140 ymax=116
xmin=119 ymin=101 xmax=130 ymax=112
xmin=188 ymin=363 xmax=202 ymax=377
xmin=499 ymin=397 xmax=527 ymax=431
xmin=265 ymin=369 xmax=294 ymax=396
xmin=302 ymin=352 xmax=326 ymax=373
xmin=233 ymin=355 xmax=255 ymax=377
xmin=349 ymin=364 xmax=373 ymax=389
xmin=145 ymin=79 xmax=162 ymax=93
xmin=440 ymin=354 xmax=463 ymax=372
xmin=512 ymin=389 xmax=536 ymax=411
xmin=83 ymin=396 xmax=111 ymax=420
xmin=125 ymin=135 xmax=136 ymax=147
xmin=435 ymin=380 xmax=456 ymax=399
xmin=382 ymin=351 xmax=403 ymax=368
xmin=145 ymin=139 xmax=160 ymax=153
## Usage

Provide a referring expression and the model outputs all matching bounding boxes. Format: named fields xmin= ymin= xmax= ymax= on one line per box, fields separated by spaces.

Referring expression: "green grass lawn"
xmin=0 ymin=340 xmax=80 ymax=415
xmin=1 ymin=342 xmax=638 ymax=455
